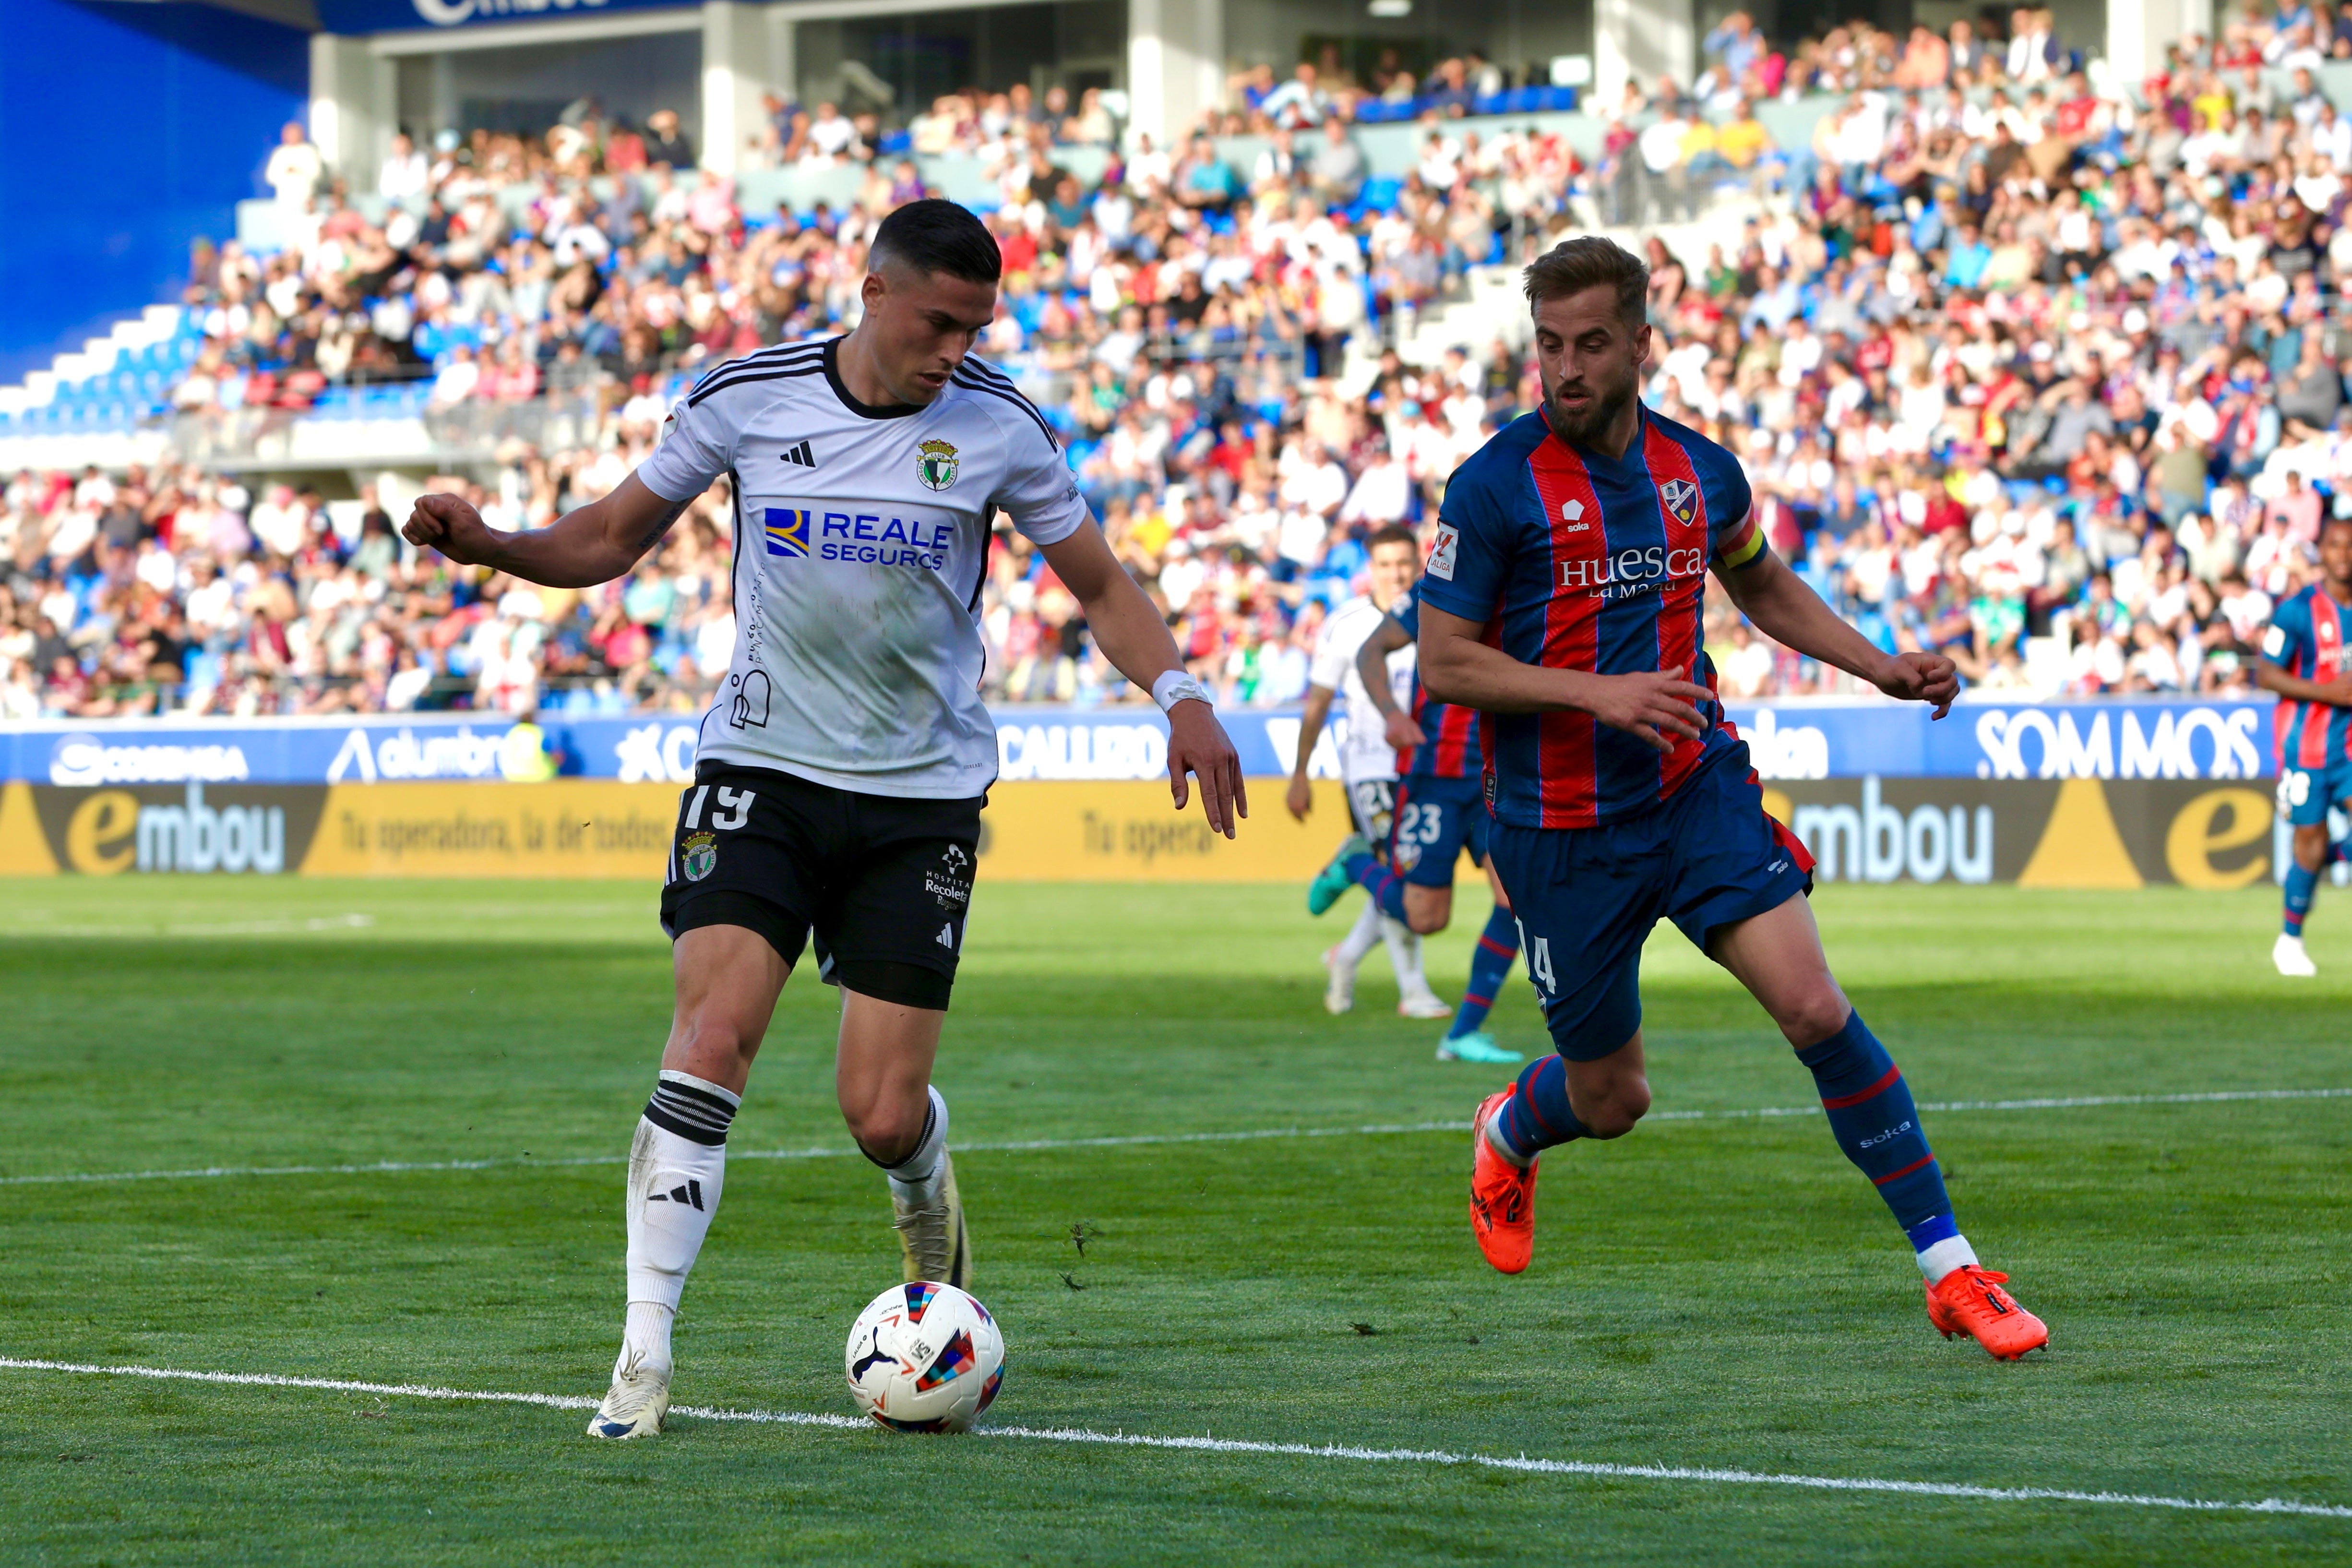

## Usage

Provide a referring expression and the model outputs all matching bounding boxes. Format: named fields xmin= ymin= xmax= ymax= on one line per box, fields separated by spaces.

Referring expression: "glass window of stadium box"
xmin=791 ymin=0 xmax=1127 ymax=134
xmin=394 ymin=29 xmax=704 ymax=149
xmin=1220 ymin=0 xmax=1592 ymax=106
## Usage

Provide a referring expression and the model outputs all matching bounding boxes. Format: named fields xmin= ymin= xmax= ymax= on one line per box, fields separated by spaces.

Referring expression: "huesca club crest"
xmin=916 ymin=438 xmax=960 ymax=491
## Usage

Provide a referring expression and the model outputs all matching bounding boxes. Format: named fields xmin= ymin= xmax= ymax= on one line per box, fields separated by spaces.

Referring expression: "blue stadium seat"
xmin=1358 ymin=176 xmax=1402 ymax=214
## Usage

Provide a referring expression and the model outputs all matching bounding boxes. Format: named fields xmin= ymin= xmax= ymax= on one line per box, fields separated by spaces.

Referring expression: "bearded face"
xmin=1531 ymin=287 xmax=1649 ymax=453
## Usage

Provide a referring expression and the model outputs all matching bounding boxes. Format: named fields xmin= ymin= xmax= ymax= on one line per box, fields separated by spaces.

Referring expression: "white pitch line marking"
xmin=2 ymin=1087 xmax=2346 ymax=1189
xmin=1 ymin=1357 xmax=2345 ymax=1521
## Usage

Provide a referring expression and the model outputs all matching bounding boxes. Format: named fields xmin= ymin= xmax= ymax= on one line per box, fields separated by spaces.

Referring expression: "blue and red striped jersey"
xmin=1416 ymin=406 xmax=1763 ymax=829
xmin=1391 ymin=583 xmax=1481 ymax=780
xmin=2262 ymin=583 xmax=2352 ymax=771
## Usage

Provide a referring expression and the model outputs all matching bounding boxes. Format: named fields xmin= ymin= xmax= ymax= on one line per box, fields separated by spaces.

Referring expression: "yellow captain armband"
xmin=1716 ymin=515 xmax=1768 ymax=570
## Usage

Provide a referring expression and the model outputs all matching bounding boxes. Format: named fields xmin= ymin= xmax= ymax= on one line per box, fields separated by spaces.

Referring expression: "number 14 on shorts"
xmin=1516 ymin=920 xmax=1556 ymax=994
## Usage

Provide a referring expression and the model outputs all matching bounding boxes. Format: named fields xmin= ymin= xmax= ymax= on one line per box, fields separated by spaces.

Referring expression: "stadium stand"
xmin=1 ymin=11 xmax=2347 ymax=720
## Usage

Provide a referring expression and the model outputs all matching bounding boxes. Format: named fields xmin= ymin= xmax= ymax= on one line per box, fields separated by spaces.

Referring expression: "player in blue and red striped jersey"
xmin=1413 ymin=236 xmax=2046 ymax=1361
xmin=1301 ymin=577 xmax=1525 ymax=1064
xmin=2255 ymin=516 xmax=2352 ymax=977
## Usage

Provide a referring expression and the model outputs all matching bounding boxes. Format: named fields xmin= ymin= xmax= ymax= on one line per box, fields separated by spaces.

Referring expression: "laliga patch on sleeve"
xmin=2264 ymin=624 xmax=2288 ymax=658
xmin=1427 ymin=523 xmax=1459 ymax=581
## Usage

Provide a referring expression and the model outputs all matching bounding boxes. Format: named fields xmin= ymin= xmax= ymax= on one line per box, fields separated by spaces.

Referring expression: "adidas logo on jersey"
xmin=780 ymin=440 xmax=817 ymax=467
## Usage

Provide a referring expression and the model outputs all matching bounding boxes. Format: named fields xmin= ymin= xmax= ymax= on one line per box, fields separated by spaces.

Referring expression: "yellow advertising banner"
xmin=300 ymin=781 xmax=679 ymax=878
xmin=294 ymin=779 xmax=1390 ymax=882
xmin=0 ymin=775 xmax=2291 ymax=888
xmin=973 ymin=779 xmax=1398 ymax=882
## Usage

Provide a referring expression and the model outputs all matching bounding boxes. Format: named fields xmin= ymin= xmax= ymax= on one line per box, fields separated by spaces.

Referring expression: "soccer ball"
xmin=844 ymin=1281 xmax=1005 ymax=1432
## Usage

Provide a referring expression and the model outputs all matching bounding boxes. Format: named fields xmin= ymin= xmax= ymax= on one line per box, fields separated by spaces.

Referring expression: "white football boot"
xmin=587 ymin=1345 xmax=671 ymax=1439
xmin=892 ymin=1149 xmax=971 ymax=1289
xmin=1321 ymin=946 xmax=1357 ymax=1015
xmin=1397 ymin=987 xmax=1454 ymax=1020
xmin=2275 ymin=933 xmax=2318 ymax=977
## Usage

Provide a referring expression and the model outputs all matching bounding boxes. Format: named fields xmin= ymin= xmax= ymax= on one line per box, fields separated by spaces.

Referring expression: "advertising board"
xmin=0 ymin=700 xmax=2287 ymax=786
xmin=0 ymin=775 xmax=2290 ymax=887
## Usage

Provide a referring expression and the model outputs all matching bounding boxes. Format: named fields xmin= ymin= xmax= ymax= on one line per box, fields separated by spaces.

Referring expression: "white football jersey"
xmin=639 ymin=339 xmax=1086 ymax=797
xmin=1308 ymin=594 xmax=1415 ymax=785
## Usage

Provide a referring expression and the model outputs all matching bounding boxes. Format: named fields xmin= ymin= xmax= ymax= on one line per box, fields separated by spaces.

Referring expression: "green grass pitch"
xmin=1 ymin=875 xmax=2349 ymax=1564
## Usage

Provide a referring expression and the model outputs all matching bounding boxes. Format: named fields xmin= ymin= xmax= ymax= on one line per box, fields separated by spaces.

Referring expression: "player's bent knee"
xmin=1772 ymin=988 xmax=1852 ymax=1049
xmin=673 ymin=1005 xmax=762 ymax=1071
xmin=1574 ymin=1087 xmax=1649 ymax=1139
xmin=844 ymin=1101 xmax=927 ymax=1163
xmin=2293 ymin=827 xmax=2331 ymax=873
xmin=1400 ymin=886 xmax=1452 ymax=935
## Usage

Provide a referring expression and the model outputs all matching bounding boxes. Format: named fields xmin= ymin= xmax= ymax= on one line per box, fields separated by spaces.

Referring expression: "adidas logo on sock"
xmin=647 ymin=1179 xmax=705 ymax=1211
xmin=780 ymin=440 xmax=817 ymax=467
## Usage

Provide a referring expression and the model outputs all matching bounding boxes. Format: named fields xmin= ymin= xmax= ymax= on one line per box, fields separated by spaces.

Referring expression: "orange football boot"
xmin=1925 ymin=1265 xmax=2049 ymax=1361
xmin=1469 ymin=1090 xmax=1538 ymax=1274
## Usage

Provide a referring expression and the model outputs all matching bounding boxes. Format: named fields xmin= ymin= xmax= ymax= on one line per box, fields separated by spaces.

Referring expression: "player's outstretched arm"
xmin=1419 ymin=602 xmax=1715 ymax=754
xmin=399 ymin=474 xmax=694 ymax=589
xmin=1713 ymin=543 xmax=1960 ymax=718
xmin=2251 ymin=657 xmax=2352 ymax=706
xmin=1037 ymin=524 xmax=1248 ymax=837
xmin=1352 ymin=614 xmax=1423 ymax=751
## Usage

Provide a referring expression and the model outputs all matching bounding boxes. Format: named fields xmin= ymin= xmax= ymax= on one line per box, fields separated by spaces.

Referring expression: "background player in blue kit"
xmin=1413 ymin=236 xmax=2048 ymax=1361
xmin=2255 ymin=515 xmax=2352 ymax=976
xmin=1298 ymin=580 xmax=1524 ymax=1064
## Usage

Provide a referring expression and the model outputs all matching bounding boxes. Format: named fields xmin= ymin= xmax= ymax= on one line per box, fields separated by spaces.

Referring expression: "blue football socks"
xmin=1447 ymin=906 xmax=1521 ymax=1041
xmin=1493 ymin=1053 xmax=1590 ymax=1161
xmin=1797 ymin=1010 xmax=1972 ymax=1275
xmin=1345 ymin=850 xmax=1410 ymax=922
xmin=2285 ymin=859 xmax=2317 ymax=937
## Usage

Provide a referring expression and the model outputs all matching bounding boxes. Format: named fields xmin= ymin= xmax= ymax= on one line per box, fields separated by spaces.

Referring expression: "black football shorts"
xmin=658 ymin=762 xmax=984 ymax=1011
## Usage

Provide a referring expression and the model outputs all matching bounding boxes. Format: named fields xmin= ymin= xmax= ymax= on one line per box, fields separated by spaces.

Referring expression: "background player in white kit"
xmin=399 ymin=201 xmax=1244 ymax=1439
xmin=1284 ymin=524 xmax=1449 ymax=1019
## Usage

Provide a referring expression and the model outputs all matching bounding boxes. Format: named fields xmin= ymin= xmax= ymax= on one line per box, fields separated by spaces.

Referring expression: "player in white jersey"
xmin=400 ymin=201 xmax=1244 ymax=1439
xmin=1284 ymin=524 xmax=1450 ymax=1019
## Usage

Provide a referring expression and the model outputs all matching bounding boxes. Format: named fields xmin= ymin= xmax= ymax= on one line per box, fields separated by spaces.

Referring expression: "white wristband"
xmin=1152 ymin=670 xmax=1213 ymax=711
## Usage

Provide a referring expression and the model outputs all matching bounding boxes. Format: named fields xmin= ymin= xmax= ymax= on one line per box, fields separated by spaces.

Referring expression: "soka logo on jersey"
xmin=916 ymin=438 xmax=960 ymax=491
xmin=1658 ymin=478 xmax=1700 ymax=525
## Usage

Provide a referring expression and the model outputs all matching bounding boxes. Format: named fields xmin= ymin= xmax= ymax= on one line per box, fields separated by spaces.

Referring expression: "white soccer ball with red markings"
xmin=844 ymin=1281 xmax=1005 ymax=1432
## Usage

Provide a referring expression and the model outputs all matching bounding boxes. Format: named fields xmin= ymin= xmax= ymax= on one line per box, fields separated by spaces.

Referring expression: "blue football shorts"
xmin=1486 ymin=742 xmax=1813 ymax=1061
xmin=1389 ymin=775 xmax=1489 ymax=887
xmin=2276 ymin=756 xmax=2352 ymax=827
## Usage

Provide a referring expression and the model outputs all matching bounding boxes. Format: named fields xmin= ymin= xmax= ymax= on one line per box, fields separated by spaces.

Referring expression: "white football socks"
xmin=1380 ymin=916 xmax=1428 ymax=993
xmin=621 ymin=1069 xmax=740 ymax=1372
xmin=881 ymin=1086 xmax=950 ymax=1206
xmin=1916 ymin=1233 xmax=1980 ymax=1284
xmin=1334 ymin=900 xmax=1384 ymax=972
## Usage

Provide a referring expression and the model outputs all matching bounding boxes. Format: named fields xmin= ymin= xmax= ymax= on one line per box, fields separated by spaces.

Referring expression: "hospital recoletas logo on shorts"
xmin=916 ymin=439 xmax=960 ymax=491
xmin=681 ymin=830 xmax=719 ymax=881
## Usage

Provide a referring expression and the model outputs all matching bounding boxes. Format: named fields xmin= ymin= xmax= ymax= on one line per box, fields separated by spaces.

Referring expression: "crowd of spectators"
xmin=12 ymin=2 xmax=2352 ymax=719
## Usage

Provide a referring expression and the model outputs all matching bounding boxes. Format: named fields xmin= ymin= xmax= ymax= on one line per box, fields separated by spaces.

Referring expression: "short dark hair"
xmin=870 ymin=198 xmax=1002 ymax=285
xmin=1367 ymin=524 xmax=1419 ymax=555
xmin=1522 ymin=236 xmax=1649 ymax=333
